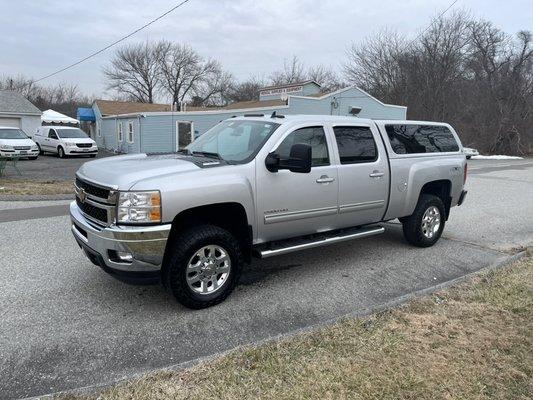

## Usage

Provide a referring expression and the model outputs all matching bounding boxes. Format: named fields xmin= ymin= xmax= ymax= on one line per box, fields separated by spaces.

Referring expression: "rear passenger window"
xmin=277 ymin=126 xmax=329 ymax=167
xmin=333 ymin=126 xmax=377 ymax=164
xmin=385 ymin=124 xmax=459 ymax=154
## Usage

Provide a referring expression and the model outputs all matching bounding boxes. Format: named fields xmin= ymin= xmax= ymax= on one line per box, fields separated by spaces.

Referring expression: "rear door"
xmin=331 ymin=123 xmax=390 ymax=228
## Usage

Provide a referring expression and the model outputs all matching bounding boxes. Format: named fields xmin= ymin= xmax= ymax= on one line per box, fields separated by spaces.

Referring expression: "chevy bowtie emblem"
xmin=78 ymin=188 xmax=87 ymax=203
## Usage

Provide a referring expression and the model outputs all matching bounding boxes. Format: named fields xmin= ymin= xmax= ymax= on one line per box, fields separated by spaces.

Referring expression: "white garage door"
xmin=0 ymin=117 xmax=21 ymax=128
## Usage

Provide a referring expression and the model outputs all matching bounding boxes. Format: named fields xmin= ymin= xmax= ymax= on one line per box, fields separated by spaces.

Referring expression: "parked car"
xmin=463 ymin=147 xmax=479 ymax=159
xmin=0 ymin=126 xmax=39 ymax=160
xmin=34 ymin=126 xmax=97 ymax=158
xmin=70 ymin=115 xmax=468 ymax=309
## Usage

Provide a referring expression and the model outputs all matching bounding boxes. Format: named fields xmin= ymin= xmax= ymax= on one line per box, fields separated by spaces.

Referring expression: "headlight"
xmin=117 ymin=191 xmax=161 ymax=224
xmin=65 ymin=142 xmax=76 ymax=147
xmin=0 ymin=145 xmax=13 ymax=150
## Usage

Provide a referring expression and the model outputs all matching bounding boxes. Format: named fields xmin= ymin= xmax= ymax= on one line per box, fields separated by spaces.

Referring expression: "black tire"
xmin=401 ymin=194 xmax=445 ymax=247
xmin=89 ymin=154 xmax=96 ymax=158
xmin=36 ymin=143 xmax=43 ymax=155
xmin=58 ymin=146 xmax=65 ymax=158
xmin=29 ymin=156 xmax=38 ymax=160
xmin=163 ymin=224 xmax=243 ymax=309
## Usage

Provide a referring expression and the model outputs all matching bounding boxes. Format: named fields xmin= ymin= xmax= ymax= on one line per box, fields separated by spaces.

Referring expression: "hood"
xmin=0 ymin=138 xmax=37 ymax=147
xmin=77 ymin=153 xmax=201 ymax=190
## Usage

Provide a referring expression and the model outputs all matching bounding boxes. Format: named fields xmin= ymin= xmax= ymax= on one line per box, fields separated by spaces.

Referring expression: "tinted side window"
xmin=48 ymin=129 xmax=58 ymax=139
xmin=277 ymin=126 xmax=329 ymax=167
xmin=385 ymin=124 xmax=459 ymax=154
xmin=333 ymin=126 xmax=377 ymax=164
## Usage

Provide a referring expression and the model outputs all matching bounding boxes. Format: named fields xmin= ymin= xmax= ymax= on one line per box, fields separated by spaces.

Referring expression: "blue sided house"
xmin=83 ymin=81 xmax=407 ymax=154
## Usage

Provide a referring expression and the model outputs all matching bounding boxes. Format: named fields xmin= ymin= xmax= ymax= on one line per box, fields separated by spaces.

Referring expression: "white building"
xmin=0 ymin=90 xmax=41 ymax=135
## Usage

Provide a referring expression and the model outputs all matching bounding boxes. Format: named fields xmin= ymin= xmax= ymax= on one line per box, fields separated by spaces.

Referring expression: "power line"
xmin=33 ymin=0 xmax=193 ymax=83
xmin=406 ymin=0 xmax=460 ymax=48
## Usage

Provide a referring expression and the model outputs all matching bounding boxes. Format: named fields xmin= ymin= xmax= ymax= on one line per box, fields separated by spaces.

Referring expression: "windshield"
xmin=56 ymin=128 xmax=88 ymax=139
xmin=185 ymin=120 xmax=280 ymax=163
xmin=0 ymin=129 xmax=28 ymax=140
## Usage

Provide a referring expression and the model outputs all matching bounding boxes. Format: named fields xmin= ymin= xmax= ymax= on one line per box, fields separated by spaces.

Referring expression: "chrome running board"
xmin=256 ymin=225 xmax=385 ymax=259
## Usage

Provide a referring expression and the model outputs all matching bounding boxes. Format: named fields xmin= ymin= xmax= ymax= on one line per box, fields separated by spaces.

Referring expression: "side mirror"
xmin=265 ymin=143 xmax=312 ymax=174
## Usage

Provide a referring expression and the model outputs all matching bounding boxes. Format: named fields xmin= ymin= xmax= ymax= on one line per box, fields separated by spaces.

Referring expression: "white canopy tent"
xmin=41 ymin=109 xmax=79 ymax=125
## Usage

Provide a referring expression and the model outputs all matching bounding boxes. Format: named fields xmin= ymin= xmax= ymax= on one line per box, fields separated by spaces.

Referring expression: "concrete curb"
xmin=26 ymin=250 xmax=527 ymax=400
xmin=0 ymin=194 xmax=73 ymax=201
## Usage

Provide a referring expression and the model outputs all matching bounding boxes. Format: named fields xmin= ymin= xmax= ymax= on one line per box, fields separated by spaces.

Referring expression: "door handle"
xmin=316 ymin=175 xmax=335 ymax=184
xmin=369 ymin=171 xmax=384 ymax=178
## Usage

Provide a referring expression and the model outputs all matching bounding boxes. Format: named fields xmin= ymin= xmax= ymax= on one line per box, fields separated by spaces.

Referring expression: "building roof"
xmin=94 ymin=99 xmax=172 ymax=116
xmin=185 ymin=98 xmax=287 ymax=112
xmin=0 ymin=90 xmax=41 ymax=115
xmin=259 ymin=80 xmax=320 ymax=91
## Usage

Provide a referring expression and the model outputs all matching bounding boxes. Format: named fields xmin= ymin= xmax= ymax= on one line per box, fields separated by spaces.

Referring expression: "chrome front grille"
xmin=76 ymin=143 xmax=92 ymax=148
xmin=74 ymin=177 xmax=116 ymax=226
xmin=75 ymin=177 xmax=110 ymax=199
xmin=14 ymin=146 xmax=31 ymax=150
xmin=76 ymin=197 xmax=108 ymax=224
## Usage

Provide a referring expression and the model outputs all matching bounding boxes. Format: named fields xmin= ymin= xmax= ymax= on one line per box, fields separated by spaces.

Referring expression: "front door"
xmin=176 ymin=121 xmax=193 ymax=151
xmin=331 ymin=124 xmax=389 ymax=228
xmin=46 ymin=128 xmax=60 ymax=152
xmin=256 ymin=125 xmax=339 ymax=242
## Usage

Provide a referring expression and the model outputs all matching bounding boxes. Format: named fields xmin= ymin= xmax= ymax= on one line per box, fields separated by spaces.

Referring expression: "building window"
xmin=127 ymin=121 xmax=134 ymax=143
xmin=117 ymin=122 xmax=123 ymax=142
xmin=333 ymin=126 xmax=377 ymax=164
xmin=96 ymin=122 xmax=101 ymax=138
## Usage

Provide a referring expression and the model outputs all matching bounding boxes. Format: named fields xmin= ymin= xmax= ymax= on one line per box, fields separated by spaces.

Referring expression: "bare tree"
xmin=343 ymin=12 xmax=533 ymax=155
xmin=225 ymin=76 xmax=266 ymax=103
xmin=307 ymin=65 xmax=344 ymax=93
xmin=269 ymin=56 xmax=307 ymax=85
xmin=103 ymin=41 xmax=163 ymax=103
xmin=157 ymin=41 xmax=231 ymax=109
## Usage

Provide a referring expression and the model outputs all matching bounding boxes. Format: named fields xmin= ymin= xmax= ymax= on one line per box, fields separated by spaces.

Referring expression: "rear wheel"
xmin=401 ymin=194 xmax=445 ymax=247
xmin=163 ymin=224 xmax=243 ymax=309
xmin=58 ymin=146 xmax=65 ymax=158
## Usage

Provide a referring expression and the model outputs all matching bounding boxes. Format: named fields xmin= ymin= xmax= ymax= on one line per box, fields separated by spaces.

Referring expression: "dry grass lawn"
xmin=0 ymin=179 xmax=73 ymax=195
xmin=61 ymin=256 xmax=533 ymax=400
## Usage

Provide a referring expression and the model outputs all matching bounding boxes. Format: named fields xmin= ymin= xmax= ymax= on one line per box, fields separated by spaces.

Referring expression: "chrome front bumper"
xmin=70 ymin=201 xmax=171 ymax=275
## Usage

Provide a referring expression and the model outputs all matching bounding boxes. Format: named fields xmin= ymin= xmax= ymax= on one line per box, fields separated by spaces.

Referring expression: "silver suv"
xmin=70 ymin=114 xmax=467 ymax=308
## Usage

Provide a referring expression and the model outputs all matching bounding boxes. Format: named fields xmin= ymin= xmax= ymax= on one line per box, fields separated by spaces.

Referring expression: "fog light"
xmin=117 ymin=251 xmax=133 ymax=262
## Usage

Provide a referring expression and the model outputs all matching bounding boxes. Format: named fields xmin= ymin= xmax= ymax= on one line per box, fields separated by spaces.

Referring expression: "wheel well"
xmin=420 ymin=180 xmax=452 ymax=219
xmin=162 ymin=203 xmax=252 ymax=274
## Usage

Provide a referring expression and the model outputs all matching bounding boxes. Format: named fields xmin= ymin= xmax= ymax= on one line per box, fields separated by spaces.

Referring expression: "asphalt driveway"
xmin=0 ymin=158 xmax=532 ymax=399
xmin=1 ymin=150 xmax=113 ymax=181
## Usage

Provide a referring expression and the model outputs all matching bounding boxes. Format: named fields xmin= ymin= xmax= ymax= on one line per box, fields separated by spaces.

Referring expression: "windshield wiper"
xmin=191 ymin=151 xmax=221 ymax=160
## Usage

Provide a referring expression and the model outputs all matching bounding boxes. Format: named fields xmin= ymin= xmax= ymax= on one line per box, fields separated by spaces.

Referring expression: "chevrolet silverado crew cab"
xmin=70 ymin=114 xmax=467 ymax=309
xmin=34 ymin=126 xmax=98 ymax=158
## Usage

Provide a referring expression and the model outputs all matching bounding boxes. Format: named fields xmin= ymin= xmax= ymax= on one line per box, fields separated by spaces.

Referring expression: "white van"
xmin=0 ymin=126 xmax=39 ymax=160
xmin=34 ymin=126 xmax=98 ymax=158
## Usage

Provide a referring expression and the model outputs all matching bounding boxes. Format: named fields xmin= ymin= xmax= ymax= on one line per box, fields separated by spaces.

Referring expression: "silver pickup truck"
xmin=70 ymin=114 xmax=467 ymax=308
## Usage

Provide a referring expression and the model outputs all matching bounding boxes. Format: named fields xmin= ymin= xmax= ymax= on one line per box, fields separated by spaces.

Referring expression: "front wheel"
xmin=401 ymin=194 xmax=445 ymax=247
xmin=58 ymin=146 xmax=65 ymax=158
xmin=163 ymin=224 xmax=243 ymax=309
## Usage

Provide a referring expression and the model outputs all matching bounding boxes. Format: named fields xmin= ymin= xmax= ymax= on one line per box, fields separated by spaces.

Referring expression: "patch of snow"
xmin=471 ymin=155 xmax=523 ymax=160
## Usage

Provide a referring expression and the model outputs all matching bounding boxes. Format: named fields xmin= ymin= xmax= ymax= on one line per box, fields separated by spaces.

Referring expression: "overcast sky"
xmin=0 ymin=0 xmax=531 ymax=98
